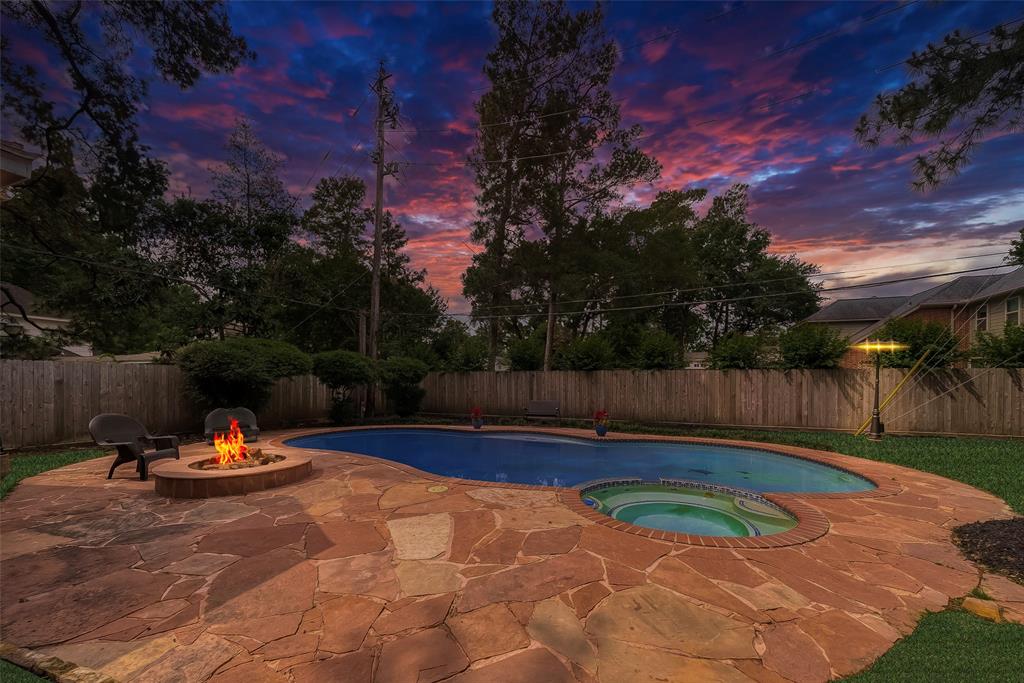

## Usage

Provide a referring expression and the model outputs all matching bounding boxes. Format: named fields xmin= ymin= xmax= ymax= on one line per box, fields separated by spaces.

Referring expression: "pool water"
xmin=287 ymin=428 xmax=873 ymax=493
xmin=583 ymin=484 xmax=797 ymax=537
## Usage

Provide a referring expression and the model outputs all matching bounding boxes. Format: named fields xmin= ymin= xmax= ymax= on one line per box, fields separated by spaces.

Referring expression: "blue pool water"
xmin=287 ymin=429 xmax=874 ymax=493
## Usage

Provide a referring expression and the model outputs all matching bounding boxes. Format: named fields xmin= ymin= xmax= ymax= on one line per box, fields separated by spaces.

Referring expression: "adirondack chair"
xmin=204 ymin=407 xmax=260 ymax=444
xmin=88 ymin=414 xmax=180 ymax=481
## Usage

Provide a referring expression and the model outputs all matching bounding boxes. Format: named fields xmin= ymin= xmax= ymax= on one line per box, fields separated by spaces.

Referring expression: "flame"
xmin=213 ymin=418 xmax=249 ymax=465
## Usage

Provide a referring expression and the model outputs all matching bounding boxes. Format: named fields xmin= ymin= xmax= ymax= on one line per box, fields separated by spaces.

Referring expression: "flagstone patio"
xmin=1 ymin=427 xmax=1019 ymax=683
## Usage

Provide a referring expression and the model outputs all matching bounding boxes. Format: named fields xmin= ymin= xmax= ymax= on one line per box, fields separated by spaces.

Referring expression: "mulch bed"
xmin=953 ymin=518 xmax=1024 ymax=583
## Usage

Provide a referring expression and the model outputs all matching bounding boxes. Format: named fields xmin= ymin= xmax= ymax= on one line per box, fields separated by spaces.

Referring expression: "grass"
xmin=0 ymin=447 xmax=106 ymax=500
xmin=844 ymin=609 xmax=1024 ymax=682
xmin=0 ymin=660 xmax=47 ymax=683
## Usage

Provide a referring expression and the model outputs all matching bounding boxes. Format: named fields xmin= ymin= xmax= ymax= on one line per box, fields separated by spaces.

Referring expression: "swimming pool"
xmin=286 ymin=428 xmax=874 ymax=493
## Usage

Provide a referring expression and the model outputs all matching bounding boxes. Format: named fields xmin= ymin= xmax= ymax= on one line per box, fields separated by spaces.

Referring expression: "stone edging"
xmin=0 ymin=641 xmax=117 ymax=683
xmin=268 ymin=425 xmax=906 ymax=549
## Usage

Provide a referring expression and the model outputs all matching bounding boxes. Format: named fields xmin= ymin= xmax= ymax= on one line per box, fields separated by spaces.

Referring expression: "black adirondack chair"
xmin=88 ymin=414 xmax=180 ymax=481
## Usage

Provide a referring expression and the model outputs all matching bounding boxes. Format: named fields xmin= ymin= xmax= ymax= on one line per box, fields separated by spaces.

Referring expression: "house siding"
xmin=969 ymin=290 xmax=1022 ymax=345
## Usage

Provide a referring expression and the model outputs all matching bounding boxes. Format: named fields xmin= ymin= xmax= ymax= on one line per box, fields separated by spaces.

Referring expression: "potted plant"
xmin=470 ymin=406 xmax=484 ymax=429
xmin=594 ymin=409 xmax=609 ymax=437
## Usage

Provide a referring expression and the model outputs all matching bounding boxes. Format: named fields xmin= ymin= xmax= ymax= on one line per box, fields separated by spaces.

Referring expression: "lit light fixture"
xmin=852 ymin=340 xmax=909 ymax=354
xmin=853 ymin=339 xmax=909 ymax=440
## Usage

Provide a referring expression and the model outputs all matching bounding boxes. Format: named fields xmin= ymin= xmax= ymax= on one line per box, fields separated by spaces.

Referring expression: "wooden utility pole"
xmin=368 ymin=60 xmax=391 ymax=362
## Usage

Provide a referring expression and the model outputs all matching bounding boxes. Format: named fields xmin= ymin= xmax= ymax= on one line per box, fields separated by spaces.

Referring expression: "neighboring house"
xmin=0 ymin=283 xmax=93 ymax=357
xmin=1 ymin=139 xmax=39 ymax=190
xmin=805 ymin=267 xmax=1023 ymax=367
xmin=682 ymin=351 xmax=710 ymax=369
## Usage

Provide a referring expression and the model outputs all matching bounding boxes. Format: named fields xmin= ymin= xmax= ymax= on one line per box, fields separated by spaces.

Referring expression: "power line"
xmin=758 ymin=0 xmax=920 ymax=60
xmin=874 ymin=15 xmax=1024 ymax=73
xmin=403 ymin=263 xmax=1016 ymax=320
xmin=464 ymin=251 xmax=1011 ymax=313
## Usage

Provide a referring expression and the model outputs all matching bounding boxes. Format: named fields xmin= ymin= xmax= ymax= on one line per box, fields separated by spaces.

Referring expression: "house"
xmin=0 ymin=283 xmax=93 ymax=357
xmin=804 ymin=267 xmax=1023 ymax=367
xmin=1 ymin=140 xmax=39 ymax=190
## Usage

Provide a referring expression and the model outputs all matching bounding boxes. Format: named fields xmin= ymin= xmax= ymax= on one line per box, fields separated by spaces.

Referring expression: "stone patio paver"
xmin=1 ymin=426 xmax=1018 ymax=683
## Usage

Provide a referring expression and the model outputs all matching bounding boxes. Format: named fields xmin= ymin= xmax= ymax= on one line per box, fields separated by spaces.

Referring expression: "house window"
xmin=1008 ymin=297 xmax=1020 ymax=328
xmin=976 ymin=304 xmax=988 ymax=332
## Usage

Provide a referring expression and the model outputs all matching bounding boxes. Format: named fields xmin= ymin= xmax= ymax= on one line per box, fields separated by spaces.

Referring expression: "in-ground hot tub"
xmin=581 ymin=479 xmax=797 ymax=537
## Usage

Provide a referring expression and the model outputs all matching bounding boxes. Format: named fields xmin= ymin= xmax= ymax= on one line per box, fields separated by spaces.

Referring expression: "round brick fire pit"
xmin=152 ymin=450 xmax=312 ymax=498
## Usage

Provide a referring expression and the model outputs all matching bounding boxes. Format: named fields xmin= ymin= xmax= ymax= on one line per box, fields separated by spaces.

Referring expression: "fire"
xmin=213 ymin=418 xmax=249 ymax=465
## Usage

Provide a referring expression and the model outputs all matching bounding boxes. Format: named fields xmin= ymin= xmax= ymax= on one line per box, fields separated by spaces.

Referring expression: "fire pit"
xmin=188 ymin=419 xmax=285 ymax=471
xmin=152 ymin=420 xmax=312 ymax=498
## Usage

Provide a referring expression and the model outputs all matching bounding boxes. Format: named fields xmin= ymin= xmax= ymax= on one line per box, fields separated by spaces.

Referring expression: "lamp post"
xmin=852 ymin=340 xmax=909 ymax=441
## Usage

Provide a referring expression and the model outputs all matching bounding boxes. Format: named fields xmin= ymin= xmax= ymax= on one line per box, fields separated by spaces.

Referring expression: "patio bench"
xmin=88 ymin=413 xmax=180 ymax=482
xmin=205 ymin=407 xmax=260 ymax=444
xmin=524 ymin=399 xmax=561 ymax=423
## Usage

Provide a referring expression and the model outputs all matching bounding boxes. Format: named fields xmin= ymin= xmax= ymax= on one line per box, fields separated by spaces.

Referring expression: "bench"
xmin=524 ymin=399 xmax=561 ymax=422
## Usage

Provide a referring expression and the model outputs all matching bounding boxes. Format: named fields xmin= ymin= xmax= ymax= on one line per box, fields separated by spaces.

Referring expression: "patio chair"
xmin=88 ymin=413 xmax=180 ymax=481
xmin=204 ymin=407 xmax=260 ymax=444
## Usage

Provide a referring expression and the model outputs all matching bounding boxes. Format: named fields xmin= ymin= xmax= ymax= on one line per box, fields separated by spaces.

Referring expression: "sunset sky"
xmin=13 ymin=1 xmax=1024 ymax=311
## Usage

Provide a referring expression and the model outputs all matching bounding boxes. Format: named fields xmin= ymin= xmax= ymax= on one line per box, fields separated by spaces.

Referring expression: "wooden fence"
xmin=421 ymin=368 xmax=1024 ymax=437
xmin=0 ymin=360 xmax=332 ymax=448
xmin=3 ymin=362 xmax=1021 ymax=447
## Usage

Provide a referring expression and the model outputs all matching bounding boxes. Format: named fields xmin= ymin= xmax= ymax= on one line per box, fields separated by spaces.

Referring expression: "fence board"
xmin=420 ymin=368 xmax=1023 ymax=437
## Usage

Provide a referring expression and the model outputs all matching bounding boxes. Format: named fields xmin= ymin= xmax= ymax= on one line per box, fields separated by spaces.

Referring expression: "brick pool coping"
xmin=268 ymin=424 xmax=902 ymax=549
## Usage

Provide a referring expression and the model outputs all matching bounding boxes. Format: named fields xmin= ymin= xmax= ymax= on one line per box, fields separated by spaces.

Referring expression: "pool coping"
xmin=270 ymin=425 xmax=903 ymax=549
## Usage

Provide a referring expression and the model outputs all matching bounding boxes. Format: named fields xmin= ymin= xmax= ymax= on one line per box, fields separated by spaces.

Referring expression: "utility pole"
xmin=368 ymin=61 xmax=391 ymax=362
xmin=367 ymin=60 xmax=398 ymax=414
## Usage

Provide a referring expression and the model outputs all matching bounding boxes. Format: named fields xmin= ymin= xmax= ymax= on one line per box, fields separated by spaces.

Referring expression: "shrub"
xmin=971 ymin=326 xmax=1024 ymax=368
xmin=554 ymin=335 xmax=616 ymax=371
xmin=312 ymin=350 xmax=376 ymax=421
xmin=709 ymin=333 xmax=767 ymax=369
xmin=778 ymin=325 xmax=848 ymax=369
xmin=507 ymin=334 xmax=545 ymax=371
xmin=875 ymin=318 xmax=960 ymax=368
xmin=176 ymin=337 xmax=311 ymax=411
xmin=379 ymin=356 xmax=429 ymax=417
xmin=631 ymin=329 xmax=680 ymax=369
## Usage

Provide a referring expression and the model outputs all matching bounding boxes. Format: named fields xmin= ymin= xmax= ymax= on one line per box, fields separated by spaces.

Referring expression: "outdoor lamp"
xmin=852 ymin=340 xmax=909 ymax=441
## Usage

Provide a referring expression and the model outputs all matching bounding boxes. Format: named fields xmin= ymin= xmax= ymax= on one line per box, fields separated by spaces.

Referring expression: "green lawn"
xmin=844 ymin=609 xmax=1024 ymax=682
xmin=0 ymin=447 xmax=105 ymax=500
xmin=0 ymin=660 xmax=47 ymax=683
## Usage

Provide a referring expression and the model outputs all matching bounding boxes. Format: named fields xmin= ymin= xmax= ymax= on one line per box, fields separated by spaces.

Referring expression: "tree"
xmin=856 ymin=21 xmax=1024 ymax=189
xmin=211 ymin=117 xmax=295 ymax=256
xmin=631 ymin=329 xmax=681 ymax=370
xmin=300 ymin=176 xmax=370 ymax=256
xmin=709 ymin=333 xmax=770 ymax=370
xmin=1 ymin=0 xmax=250 ymax=351
xmin=464 ymin=0 xmax=660 ymax=371
xmin=379 ymin=357 xmax=429 ymax=417
xmin=778 ymin=325 xmax=849 ymax=369
xmin=874 ymin=319 xmax=961 ymax=368
xmin=690 ymin=185 xmax=820 ymax=345
xmin=553 ymin=335 xmax=616 ymax=371
xmin=1009 ymin=228 xmax=1024 ymax=266
xmin=312 ymin=350 xmax=376 ymax=420
xmin=971 ymin=326 xmax=1024 ymax=368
